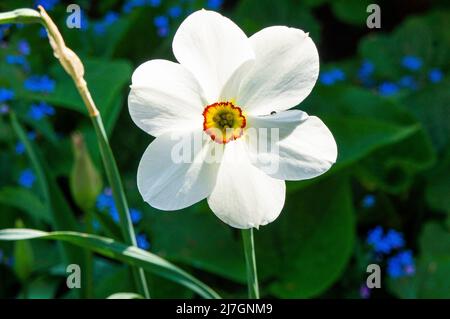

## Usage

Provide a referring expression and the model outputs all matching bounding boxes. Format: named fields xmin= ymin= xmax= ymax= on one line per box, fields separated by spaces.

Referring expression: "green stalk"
xmin=91 ymin=115 xmax=150 ymax=299
xmin=241 ymin=228 xmax=260 ymax=299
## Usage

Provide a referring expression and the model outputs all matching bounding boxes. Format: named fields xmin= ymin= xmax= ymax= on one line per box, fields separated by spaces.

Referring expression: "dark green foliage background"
xmin=0 ymin=0 xmax=449 ymax=298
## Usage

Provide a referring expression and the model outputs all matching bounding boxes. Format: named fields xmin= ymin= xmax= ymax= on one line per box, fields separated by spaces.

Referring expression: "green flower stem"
xmin=241 ymin=228 xmax=260 ymax=299
xmin=91 ymin=115 xmax=150 ymax=298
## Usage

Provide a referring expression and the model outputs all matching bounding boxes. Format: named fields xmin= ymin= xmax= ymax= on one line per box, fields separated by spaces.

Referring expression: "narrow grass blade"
xmin=0 ymin=229 xmax=221 ymax=299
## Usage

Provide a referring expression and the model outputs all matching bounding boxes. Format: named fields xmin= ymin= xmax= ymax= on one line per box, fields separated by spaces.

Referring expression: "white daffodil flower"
xmin=128 ymin=9 xmax=337 ymax=229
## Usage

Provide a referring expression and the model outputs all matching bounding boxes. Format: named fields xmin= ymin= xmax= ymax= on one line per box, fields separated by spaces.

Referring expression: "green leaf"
xmin=304 ymin=87 xmax=435 ymax=193
xmin=144 ymin=202 xmax=246 ymax=283
xmin=301 ymin=86 xmax=422 ymax=175
xmin=93 ymin=14 xmax=137 ymax=58
xmin=302 ymin=0 xmax=328 ymax=8
xmin=389 ymin=222 xmax=450 ymax=298
xmin=109 ymin=9 xmax=172 ymax=63
xmin=93 ymin=261 xmax=194 ymax=299
xmin=358 ymin=35 xmax=400 ymax=79
xmin=358 ymin=11 xmax=450 ymax=79
xmin=146 ymin=273 xmax=195 ymax=299
xmin=267 ymin=174 xmax=355 ymax=298
xmin=426 ymin=149 xmax=450 ymax=214
xmin=355 ymin=129 xmax=435 ymax=194
xmin=22 ymin=117 xmax=59 ymax=145
xmin=0 ymin=187 xmax=51 ymax=224
xmin=19 ymin=276 xmax=60 ymax=299
xmin=94 ymin=211 xmax=123 ymax=241
xmin=144 ymin=198 xmax=326 ymax=291
xmin=421 ymin=11 xmax=450 ymax=68
xmin=22 ymin=58 xmax=132 ymax=133
xmin=307 ymin=86 xmax=418 ymax=125
xmin=234 ymin=0 xmax=321 ymax=43
xmin=144 ymin=174 xmax=360 ymax=299
xmin=0 ymin=229 xmax=221 ymax=299
xmin=331 ymin=0 xmax=373 ymax=26
xmin=94 ymin=263 xmax=134 ymax=298
xmin=324 ymin=115 xmax=419 ymax=170
xmin=419 ymin=223 xmax=450 ymax=258
xmin=416 ymin=256 xmax=450 ymax=298
xmin=401 ymin=80 xmax=450 ymax=152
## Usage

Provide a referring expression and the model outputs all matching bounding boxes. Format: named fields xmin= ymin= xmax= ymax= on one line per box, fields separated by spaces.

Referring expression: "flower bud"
xmin=70 ymin=132 xmax=103 ymax=212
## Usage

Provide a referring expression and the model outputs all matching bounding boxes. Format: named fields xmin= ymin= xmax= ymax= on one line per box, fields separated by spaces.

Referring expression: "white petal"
xmin=138 ymin=130 xmax=221 ymax=211
xmin=128 ymin=59 xmax=206 ymax=136
xmin=237 ymin=26 xmax=319 ymax=115
xmin=173 ymin=10 xmax=254 ymax=103
xmin=246 ymin=111 xmax=337 ymax=180
xmin=219 ymin=59 xmax=255 ymax=102
xmin=207 ymin=140 xmax=285 ymax=229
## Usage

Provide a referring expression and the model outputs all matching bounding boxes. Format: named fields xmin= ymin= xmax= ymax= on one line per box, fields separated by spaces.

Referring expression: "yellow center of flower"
xmin=202 ymin=101 xmax=246 ymax=144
